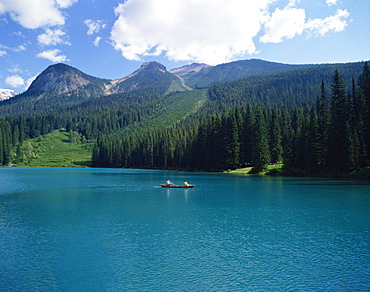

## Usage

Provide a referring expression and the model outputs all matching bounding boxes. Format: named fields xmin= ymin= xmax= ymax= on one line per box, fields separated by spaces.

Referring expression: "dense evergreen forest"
xmin=0 ymin=62 xmax=369 ymax=177
xmin=91 ymin=63 xmax=370 ymax=176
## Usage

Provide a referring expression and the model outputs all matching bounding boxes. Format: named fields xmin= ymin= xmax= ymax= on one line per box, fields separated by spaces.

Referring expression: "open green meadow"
xmin=14 ymin=130 xmax=93 ymax=167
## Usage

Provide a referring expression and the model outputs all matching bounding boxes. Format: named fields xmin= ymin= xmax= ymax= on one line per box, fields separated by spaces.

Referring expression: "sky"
xmin=0 ymin=0 xmax=369 ymax=92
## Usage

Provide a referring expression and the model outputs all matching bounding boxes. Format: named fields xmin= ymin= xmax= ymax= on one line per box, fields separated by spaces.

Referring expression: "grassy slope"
xmin=117 ymin=89 xmax=208 ymax=135
xmin=13 ymin=89 xmax=208 ymax=167
xmin=15 ymin=130 xmax=93 ymax=167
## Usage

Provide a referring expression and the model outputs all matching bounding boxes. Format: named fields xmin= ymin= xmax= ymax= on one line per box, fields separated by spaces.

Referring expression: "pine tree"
xmin=251 ymin=105 xmax=271 ymax=172
xmin=317 ymin=79 xmax=330 ymax=170
xmin=240 ymin=104 xmax=254 ymax=165
xmin=350 ymin=76 xmax=366 ymax=170
xmin=225 ymin=111 xmax=240 ymax=169
xmin=329 ymin=69 xmax=354 ymax=173
xmin=269 ymin=108 xmax=283 ymax=164
xmin=358 ymin=62 xmax=370 ymax=164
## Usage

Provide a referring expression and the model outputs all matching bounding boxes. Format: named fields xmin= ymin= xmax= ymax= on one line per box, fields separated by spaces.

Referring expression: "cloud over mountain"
xmin=110 ymin=0 xmax=351 ymax=65
xmin=36 ymin=49 xmax=69 ymax=62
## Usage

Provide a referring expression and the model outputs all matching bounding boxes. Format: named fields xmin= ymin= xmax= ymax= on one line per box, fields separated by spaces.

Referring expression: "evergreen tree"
xmin=269 ymin=108 xmax=283 ymax=164
xmin=251 ymin=105 xmax=271 ymax=172
xmin=240 ymin=104 xmax=254 ymax=165
xmin=224 ymin=111 xmax=240 ymax=169
xmin=317 ymin=79 xmax=330 ymax=170
xmin=357 ymin=62 xmax=370 ymax=164
xmin=328 ymin=69 xmax=354 ymax=173
xmin=350 ymin=76 xmax=366 ymax=170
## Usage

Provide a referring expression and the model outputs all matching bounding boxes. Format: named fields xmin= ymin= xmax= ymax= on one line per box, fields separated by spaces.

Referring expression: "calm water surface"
xmin=0 ymin=167 xmax=369 ymax=291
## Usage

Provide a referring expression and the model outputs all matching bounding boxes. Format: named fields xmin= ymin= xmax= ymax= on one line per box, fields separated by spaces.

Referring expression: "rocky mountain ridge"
xmin=0 ymin=89 xmax=17 ymax=101
xmin=169 ymin=63 xmax=211 ymax=76
xmin=22 ymin=59 xmax=311 ymax=98
xmin=4 ymin=59 xmax=367 ymax=104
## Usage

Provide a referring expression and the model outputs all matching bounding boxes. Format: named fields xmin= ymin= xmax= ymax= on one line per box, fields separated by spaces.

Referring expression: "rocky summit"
xmin=0 ymin=89 xmax=17 ymax=101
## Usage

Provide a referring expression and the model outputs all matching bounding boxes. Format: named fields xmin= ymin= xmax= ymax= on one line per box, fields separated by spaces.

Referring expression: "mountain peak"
xmin=139 ymin=61 xmax=167 ymax=72
xmin=27 ymin=63 xmax=108 ymax=95
xmin=27 ymin=63 xmax=88 ymax=93
xmin=0 ymin=89 xmax=17 ymax=101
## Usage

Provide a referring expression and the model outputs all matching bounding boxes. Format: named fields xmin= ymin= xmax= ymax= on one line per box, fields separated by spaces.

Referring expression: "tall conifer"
xmin=329 ymin=69 xmax=353 ymax=172
xmin=358 ymin=62 xmax=370 ymax=164
xmin=317 ymin=79 xmax=330 ymax=170
xmin=251 ymin=105 xmax=270 ymax=172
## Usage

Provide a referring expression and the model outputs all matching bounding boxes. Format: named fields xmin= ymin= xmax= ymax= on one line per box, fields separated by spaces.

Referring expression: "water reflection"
xmin=165 ymin=188 xmax=191 ymax=203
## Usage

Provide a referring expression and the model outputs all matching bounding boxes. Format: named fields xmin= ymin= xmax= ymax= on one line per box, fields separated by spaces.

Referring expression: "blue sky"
xmin=0 ymin=0 xmax=369 ymax=92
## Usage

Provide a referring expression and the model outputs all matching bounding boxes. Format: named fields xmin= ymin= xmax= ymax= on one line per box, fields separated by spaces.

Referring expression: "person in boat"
xmin=184 ymin=180 xmax=189 ymax=186
xmin=166 ymin=179 xmax=173 ymax=186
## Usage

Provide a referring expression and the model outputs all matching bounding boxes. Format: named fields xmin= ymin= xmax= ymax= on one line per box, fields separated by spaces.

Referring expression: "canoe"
xmin=160 ymin=184 xmax=195 ymax=188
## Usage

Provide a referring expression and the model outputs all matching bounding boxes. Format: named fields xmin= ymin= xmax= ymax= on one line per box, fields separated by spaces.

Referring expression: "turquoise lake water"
xmin=0 ymin=167 xmax=369 ymax=291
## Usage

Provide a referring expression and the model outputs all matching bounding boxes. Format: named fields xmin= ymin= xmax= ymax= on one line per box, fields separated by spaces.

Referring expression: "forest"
xmin=0 ymin=62 xmax=369 ymax=177
xmin=91 ymin=63 xmax=370 ymax=176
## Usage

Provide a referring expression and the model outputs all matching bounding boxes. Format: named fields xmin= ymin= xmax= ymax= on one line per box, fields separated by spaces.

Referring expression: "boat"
xmin=160 ymin=184 xmax=195 ymax=188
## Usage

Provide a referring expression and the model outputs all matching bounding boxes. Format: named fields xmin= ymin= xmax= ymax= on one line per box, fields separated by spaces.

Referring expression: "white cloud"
xmin=5 ymin=74 xmax=24 ymax=87
xmin=38 ymin=29 xmax=71 ymax=46
xmin=326 ymin=0 xmax=338 ymax=6
xmin=11 ymin=31 xmax=25 ymax=38
xmin=305 ymin=9 xmax=349 ymax=36
xmin=0 ymin=0 xmax=76 ymax=29
xmin=25 ymin=74 xmax=38 ymax=89
xmin=110 ymin=0 xmax=273 ymax=65
xmin=36 ymin=49 xmax=69 ymax=62
xmin=0 ymin=49 xmax=7 ymax=56
xmin=84 ymin=19 xmax=106 ymax=35
xmin=15 ymin=44 xmax=26 ymax=51
xmin=260 ymin=7 xmax=306 ymax=43
xmin=93 ymin=36 xmax=102 ymax=47
xmin=7 ymin=64 xmax=22 ymax=73
xmin=0 ymin=43 xmax=26 ymax=53
xmin=109 ymin=0 xmax=351 ymax=65
xmin=56 ymin=0 xmax=77 ymax=9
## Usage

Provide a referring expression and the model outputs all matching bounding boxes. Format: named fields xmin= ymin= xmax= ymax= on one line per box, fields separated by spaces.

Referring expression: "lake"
xmin=0 ymin=167 xmax=369 ymax=291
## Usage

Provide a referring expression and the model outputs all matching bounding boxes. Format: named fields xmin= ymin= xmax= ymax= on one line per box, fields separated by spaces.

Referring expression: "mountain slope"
xmin=108 ymin=61 xmax=186 ymax=94
xmin=27 ymin=63 xmax=110 ymax=96
xmin=0 ymin=59 xmax=367 ymax=118
xmin=0 ymin=89 xmax=17 ymax=101
xmin=169 ymin=63 xmax=211 ymax=76
xmin=0 ymin=62 xmax=187 ymax=116
xmin=0 ymin=64 xmax=111 ymax=115
xmin=207 ymin=61 xmax=367 ymax=109
xmin=182 ymin=59 xmax=313 ymax=88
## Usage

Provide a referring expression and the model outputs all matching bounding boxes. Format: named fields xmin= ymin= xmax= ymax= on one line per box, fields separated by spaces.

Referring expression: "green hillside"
xmin=1 ymin=59 xmax=369 ymax=177
xmin=14 ymin=130 xmax=93 ymax=167
xmin=184 ymin=59 xmax=312 ymax=88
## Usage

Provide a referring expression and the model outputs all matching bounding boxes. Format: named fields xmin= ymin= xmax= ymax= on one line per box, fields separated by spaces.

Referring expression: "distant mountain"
xmin=182 ymin=59 xmax=312 ymax=88
xmin=0 ymin=61 xmax=189 ymax=115
xmin=108 ymin=61 xmax=183 ymax=94
xmin=0 ymin=89 xmax=17 ymax=101
xmin=0 ymin=59 xmax=367 ymax=118
xmin=169 ymin=63 xmax=211 ymax=76
xmin=27 ymin=63 xmax=110 ymax=96
xmin=207 ymin=61 xmax=367 ymax=109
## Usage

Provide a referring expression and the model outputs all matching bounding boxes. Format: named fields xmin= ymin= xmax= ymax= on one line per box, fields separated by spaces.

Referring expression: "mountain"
xmin=0 ymin=89 xmax=17 ymax=101
xmin=27 ymin=63 xmax=110 ymax=96
xmin=182 ymin=59 xmax=313 ymax=88
xmin=207 ymin=61 xmax=367 ymax=109
xmin=0 ymin=59 xmax=367 ymax=118
xmin=108 ymin=61 xmax=184 ymax=94
xmin=25 ymin=61 xmax=187 ymax=97
xmin=169 ymin=63 xmax=211 ymax=76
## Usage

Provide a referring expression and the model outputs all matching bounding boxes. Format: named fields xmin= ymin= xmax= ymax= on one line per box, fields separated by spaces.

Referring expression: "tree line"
xmin=91 ymin=64 xmax=370 ymax=176
xmin=0 ymin=63 xmax=369 ymax=177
